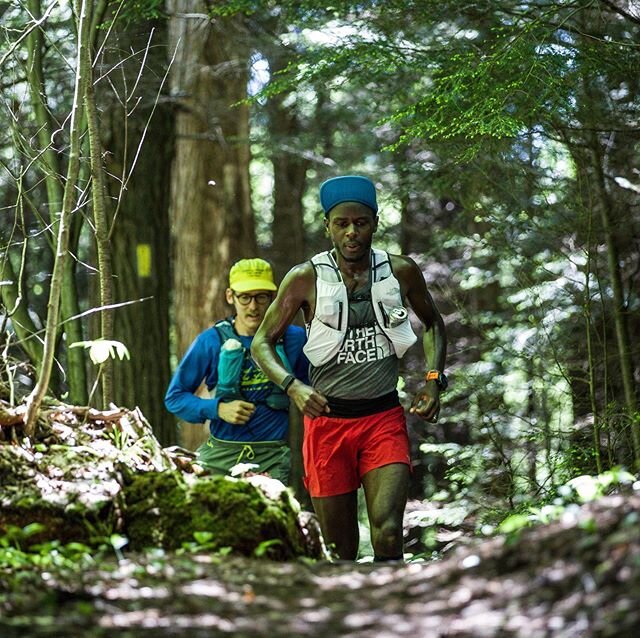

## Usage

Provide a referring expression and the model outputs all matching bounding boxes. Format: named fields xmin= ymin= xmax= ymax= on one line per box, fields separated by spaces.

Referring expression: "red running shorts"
xmin=302 ymin=405 xmax=411 ymax=498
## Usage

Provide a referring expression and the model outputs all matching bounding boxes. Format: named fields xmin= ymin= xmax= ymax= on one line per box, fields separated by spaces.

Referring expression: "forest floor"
xmin=1 ymin=491 xmax=639 ymax=638
xmin=1 ymin=397 xmax=639 ymax=637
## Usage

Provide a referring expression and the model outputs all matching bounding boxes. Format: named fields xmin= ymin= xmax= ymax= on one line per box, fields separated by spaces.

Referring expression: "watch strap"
xmin=425 ymin=370 xmax=448 ymax=391
xmin=279 ymin=374 xmax=296 ymax=393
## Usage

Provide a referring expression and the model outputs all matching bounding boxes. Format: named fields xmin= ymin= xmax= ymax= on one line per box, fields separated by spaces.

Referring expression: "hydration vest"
xmin=303 ymin=249 xmax=418 ymax=367
xmin=214 ymin=318 xmax=292 ymax=411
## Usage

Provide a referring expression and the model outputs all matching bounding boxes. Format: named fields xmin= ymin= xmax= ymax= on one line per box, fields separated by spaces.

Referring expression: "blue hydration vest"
xmin=214 ymin=318 xmax=292 ymax=411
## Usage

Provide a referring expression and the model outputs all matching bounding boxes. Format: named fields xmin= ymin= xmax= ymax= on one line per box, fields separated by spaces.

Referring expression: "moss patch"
xmin=123 ymin=472 xmax=308 ymax=559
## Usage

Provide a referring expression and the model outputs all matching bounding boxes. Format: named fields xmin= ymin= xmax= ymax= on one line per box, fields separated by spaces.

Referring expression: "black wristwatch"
xmin=425 ymin=370 xmax=448 ymax=391
xmin=279 ymin=374 xmax=296 ymax=393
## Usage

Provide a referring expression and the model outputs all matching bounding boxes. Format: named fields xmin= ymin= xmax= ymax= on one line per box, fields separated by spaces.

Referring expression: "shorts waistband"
xmin=209 ymin=436 xmax=287 ymax=448
xmin=325 ymin=390 xmax=400 ymax=418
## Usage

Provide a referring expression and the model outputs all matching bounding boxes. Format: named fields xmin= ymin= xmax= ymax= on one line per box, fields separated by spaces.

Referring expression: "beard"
xmin=334 ymin=241 xmax=370 ymax=263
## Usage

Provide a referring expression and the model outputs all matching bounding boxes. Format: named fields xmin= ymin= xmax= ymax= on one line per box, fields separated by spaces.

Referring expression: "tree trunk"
xmin=84 ymin=44 xmax=114 ymax=408
xmin=26 ymin=0 xmax=88 ymax=404
xmin=587 ymin=134 xmax=639 ymax=462
xmin=571 ymin=16 xmax=639 ymax=463
xmin=0 ymin=256 xmax=43 ymax=368
xmin=270 ymin=153 xmax=307 ymax=281
xmin=265 ymin=50 xmax=308 ymax=281
xmin=167 ymin=4 xmax=256 ymax=449
xmin=25 ymin=0 xmax=91 ymax=434
xmin=99 ymin=18 xmax=175 ymax=445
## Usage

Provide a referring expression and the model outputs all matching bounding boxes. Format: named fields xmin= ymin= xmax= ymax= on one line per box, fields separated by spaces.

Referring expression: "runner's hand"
xmin=409 ymin=384 xmax=441 ymax=423
xmin=288 ymin=381 xmax=330 ymax=418
xmin=218 ymin=400 xmax=256 ymax=425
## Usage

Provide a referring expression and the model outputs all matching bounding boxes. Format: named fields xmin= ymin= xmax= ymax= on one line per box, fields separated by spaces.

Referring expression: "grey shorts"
xmin=196 ymin=435 xmax=291 ymax=485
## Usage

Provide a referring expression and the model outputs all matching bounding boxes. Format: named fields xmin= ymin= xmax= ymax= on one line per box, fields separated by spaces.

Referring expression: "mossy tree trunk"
xmin=84 ymin=24 xmax=114 ymax=408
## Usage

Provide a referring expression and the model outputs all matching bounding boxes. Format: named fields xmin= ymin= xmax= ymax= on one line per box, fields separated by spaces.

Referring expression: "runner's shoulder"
xmin=281 ymin=261 xmax=315 ymax=291
xmin=388 ymin=253 xmax=419 ymax=277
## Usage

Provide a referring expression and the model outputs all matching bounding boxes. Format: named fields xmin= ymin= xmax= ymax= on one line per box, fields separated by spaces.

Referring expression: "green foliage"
xmin=193 ymin=530 xmax=215 ymax=546
xmin=241 ymin=0 xmax=640 ymax=156
xmin=560 ymin=468 xmax=637 ymax=504
xmin=254 ymin=538 xmax=284 ymax=558
xmin=115 ymin=0 xmax=166 ymax=23
xmin=497 ymin=513 xmax=530 ymax=535
xmin=0 ymin=523 xmax=45 ymax=552
xmin=496 ymin=468 xmax=638 ymax=535
xmin=420 ymin=441 xmax=485 ymax=497
xmin=178 ymin=531 xmax=233 ymax=556
xmin=0 ymin=524 xmax=97 ymax=576
xmin=209 ymin=0 xmax=263 ymax=16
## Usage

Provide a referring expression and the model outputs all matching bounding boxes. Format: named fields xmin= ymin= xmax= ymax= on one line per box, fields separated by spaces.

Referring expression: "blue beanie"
xmin=320 ymin=175 xmax=378 ymax=215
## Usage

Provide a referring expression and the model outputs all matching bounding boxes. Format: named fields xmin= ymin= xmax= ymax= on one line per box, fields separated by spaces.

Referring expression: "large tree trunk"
xmin=167 ymin=3 xmax=256 ymax=449
xmin=264 ymin=49 xmax=308 ymax=281
xmin=270 ymin=151 xmax=307 ymax=281
xmin=99 ymin=19 xmax=175 ymax=445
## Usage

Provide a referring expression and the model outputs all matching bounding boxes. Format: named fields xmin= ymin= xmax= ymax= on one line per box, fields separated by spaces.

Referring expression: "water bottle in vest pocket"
xmin=216 ymin=338 xmax=245 ymax=400
xmin=372 ymin=278 xmax=417 ymax=358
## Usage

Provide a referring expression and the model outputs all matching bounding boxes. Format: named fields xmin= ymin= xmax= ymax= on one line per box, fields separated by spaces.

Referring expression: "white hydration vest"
xmin=303 ymin=249 xmax=418 ymax=367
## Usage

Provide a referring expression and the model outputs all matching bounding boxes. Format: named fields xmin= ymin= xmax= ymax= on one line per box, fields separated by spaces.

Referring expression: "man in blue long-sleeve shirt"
xmin=165 ymin=258 xmax=308 ymax=489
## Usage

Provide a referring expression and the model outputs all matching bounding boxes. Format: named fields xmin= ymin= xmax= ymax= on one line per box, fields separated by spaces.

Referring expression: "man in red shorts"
xmin=251 ymin=175 xmax=447 ymax=561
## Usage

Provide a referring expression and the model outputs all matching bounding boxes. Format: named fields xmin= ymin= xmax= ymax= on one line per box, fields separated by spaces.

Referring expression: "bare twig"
xmin=0 ymin=0 xmax=56 ymax=69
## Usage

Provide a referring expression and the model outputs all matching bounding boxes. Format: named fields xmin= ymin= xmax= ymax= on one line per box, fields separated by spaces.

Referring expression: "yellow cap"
xmin=228 ymin=258 xmax=277 ymax=293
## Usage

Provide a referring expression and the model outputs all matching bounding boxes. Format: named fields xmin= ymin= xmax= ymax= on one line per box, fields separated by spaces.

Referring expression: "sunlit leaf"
xmin=193 ymin=531 xmax=214 ymax=545
xmin=566 ymin=475 xmax=600 ymax=503
xmin=254 ymin=539 xmax=282 ymax=558
xmin=497 ymin=513 xmax=530 ymax=534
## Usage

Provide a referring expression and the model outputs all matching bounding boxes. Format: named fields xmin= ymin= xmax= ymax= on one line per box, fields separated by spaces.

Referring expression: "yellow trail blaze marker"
xmin=136 ymin=244 xmax=152 ymax=278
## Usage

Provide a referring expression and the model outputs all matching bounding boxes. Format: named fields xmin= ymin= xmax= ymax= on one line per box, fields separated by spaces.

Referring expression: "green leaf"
xmin=254 ymin=539 xmax=282 ymax=558
xmin=193 ymin=531 xmax=214 ymax=545
xmin=497 ymin=513 xmax=530 ymax=534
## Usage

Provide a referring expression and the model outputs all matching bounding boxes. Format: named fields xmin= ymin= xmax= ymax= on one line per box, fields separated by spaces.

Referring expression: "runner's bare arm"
xmin=251 ymin=263 xmax=329 ymax=417
xmin=393 ymin=255 xmax=447 ymax=421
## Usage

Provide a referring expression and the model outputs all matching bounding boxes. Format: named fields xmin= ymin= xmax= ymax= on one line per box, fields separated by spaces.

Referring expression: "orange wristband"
xmin=425 ymin=370 xmax=448 ymax=390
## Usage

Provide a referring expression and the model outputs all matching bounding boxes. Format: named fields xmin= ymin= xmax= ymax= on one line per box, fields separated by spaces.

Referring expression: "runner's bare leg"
xmin=312 ymin=490 xmax=359 ymax=560
xmin=362 ymin=463 xmax=410 ymax=560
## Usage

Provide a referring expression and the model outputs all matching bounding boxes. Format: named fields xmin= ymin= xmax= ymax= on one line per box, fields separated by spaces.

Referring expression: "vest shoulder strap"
xmin=371 ymin=249 xmax=392 ymax=283
xmin=310 ymin=251 xmax=342 ymax=283
xmin=213 ymin=318 xmax=236 ymax=343
xmin=310 ymin=249 xmax=392 ymax=283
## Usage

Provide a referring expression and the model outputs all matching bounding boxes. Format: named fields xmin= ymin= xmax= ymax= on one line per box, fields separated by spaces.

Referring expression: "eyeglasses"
xmin=232 ymin=291 xmax=273 ymax=306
